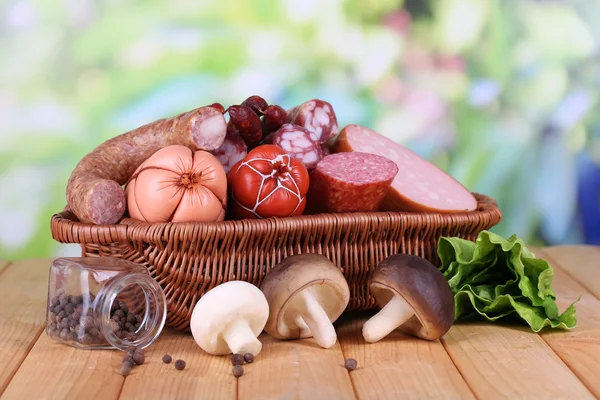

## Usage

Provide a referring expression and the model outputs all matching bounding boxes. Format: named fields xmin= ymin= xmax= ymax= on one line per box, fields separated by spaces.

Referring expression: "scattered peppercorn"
xmin=162 ymin=354 xmax=172 ymax=364
xmin=344 ymin=358 xmax=357 ymax=371
xmin=120 ymin=360 xmax=133 ymax=376
xmin=132 ymin=350 xmax=145 ymax=366
xmin=232 ymin=365 xmax=244 ymax=378
xmin=232 ymin=353 xmax=244 ymax=366
xmin=243 ymin=353 xmax=254 ymax=364
xmin=174 ymin=360 xmax=186 ymax=370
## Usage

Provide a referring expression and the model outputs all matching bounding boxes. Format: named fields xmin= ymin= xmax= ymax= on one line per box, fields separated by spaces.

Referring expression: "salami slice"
xmin=334 ymin=124 xmax=477 ymax=212
xmin=287 ymin=99 xmax=339 ymax=144
xmin=268 ymin=123 xmax=323 ymax=170
xmin=211 ymin=128 xmax=248 ymax=173
xmin=306 ymin=152 xmax=398 ymax=214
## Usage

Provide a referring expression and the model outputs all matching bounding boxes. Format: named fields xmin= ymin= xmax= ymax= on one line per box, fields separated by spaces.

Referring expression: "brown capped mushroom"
xmin=362 ymin=254 xmax=454 ymax=342
xmin=260 ymin=254 xmax=350 ymax=349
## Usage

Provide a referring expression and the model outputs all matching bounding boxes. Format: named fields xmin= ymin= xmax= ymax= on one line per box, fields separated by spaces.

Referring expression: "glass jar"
xmin=45 ymin=257 xmax=167 ymax=351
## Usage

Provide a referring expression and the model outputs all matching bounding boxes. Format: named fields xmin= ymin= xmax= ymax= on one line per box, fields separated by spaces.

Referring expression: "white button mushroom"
xmin=362 ymin=254 xmax=455 ymax=342
xmin=190 ymin=281 xmax=269 ymax=356
xmin=260 ymin=253 xmax=350 ymax=349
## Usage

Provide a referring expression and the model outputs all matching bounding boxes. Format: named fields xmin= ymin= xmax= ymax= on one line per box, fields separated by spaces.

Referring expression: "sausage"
xmin=241 ymin=95 xmax=268 ymax=116
xmin=267 ymin=124 xmax=323 ymax=170
xmin=262 ymin=105 xmax=287 ymax=135
xmin=287 ymin=99 xmax=338 ymax=144
xmin=228 ymin=144 xmax=310 ymax=219
xmin=66 ymin=106 xmax=227 ymax=225
xmin=211 ymin=127 xmax=248 ymax=173
xmin=227 ymin=105 xmax=262 ymax=148
xmin=306 ymin=152 xmax=398 ymax=214
xmin=333 ymin=124 xmax=478 ymax=212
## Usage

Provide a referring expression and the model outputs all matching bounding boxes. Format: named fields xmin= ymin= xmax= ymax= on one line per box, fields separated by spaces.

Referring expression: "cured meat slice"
xmin=268 ymin=123 xmax=323 ymax=170
xmin=306 ymin=152 xmax=398 ymax=214
xmin=211 ymin=128 xmax=248 ymax=173
xmin=287 ymin=99 xmax=338 ymax=144
xmin=333 ymin=124 xmax=477 ymax=212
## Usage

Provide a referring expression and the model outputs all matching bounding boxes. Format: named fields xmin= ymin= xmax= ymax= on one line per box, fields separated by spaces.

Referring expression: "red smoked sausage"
xmin=228 ymin=144 xmax=310 ymax=219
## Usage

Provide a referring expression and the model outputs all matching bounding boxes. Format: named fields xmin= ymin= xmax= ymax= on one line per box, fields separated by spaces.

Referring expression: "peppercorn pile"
xmin=46 ymin=290 xmax=144 ymax=346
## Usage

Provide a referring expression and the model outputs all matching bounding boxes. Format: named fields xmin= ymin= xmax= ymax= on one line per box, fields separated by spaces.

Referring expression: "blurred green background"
xmin=2 ymin=0 xmax=600 ymax=260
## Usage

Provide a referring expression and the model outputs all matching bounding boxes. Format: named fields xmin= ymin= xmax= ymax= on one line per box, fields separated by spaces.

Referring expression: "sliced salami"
xmin=333 ymin=124 xmax=477 ymax=212
xmin=287 ymin=99 xmax=339 ymax=144
xmin=306 ymin=152 xmax=398 ymax=214
xmin=267 ymin=123 xmax=323 ymax=170
xmin=211 ymin=128 xmax=248 ymax=173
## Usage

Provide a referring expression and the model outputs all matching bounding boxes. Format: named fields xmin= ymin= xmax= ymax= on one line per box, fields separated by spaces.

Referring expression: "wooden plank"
xmin=337 ymin=314 xmax=474 ymax=400
xmin=0 ymin=258 xmax=52 ymax=395
xmin=534 ymin=246 xmax=600 ymax=398
xmin=119 ymin=329 xmax=236 ymax=400
xmin=239 ymin=334 xmax=356 ymax=400
xmin=2 ymin=333 xmax=123 ymax=400
xmin=0 ymin=260 xmax=10 ymax=275
xmin=537 ymin=246 xmax=600 ymax=299
xmin=442 ymin=322 xmax=594 ymax=399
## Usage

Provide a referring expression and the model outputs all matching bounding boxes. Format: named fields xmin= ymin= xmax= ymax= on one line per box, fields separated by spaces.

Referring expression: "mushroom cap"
xmin=190 ymin=281 xmax=269 ymax=354
xmin=369 ymin=254 xmax=454 ymax=340
xmin=260 ymin=253 xmax=350 ymax=339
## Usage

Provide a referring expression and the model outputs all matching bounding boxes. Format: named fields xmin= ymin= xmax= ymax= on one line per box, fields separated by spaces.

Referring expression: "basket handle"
xmin=50 ymin=207 xmax=128 ymax=245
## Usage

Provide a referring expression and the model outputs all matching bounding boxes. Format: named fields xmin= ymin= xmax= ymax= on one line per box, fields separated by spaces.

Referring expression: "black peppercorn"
xmin=232 ymin=353 xmax=244 ymax=366
xmin=344 ymin=358 xmax=357 ymax=371
xmin=174 ymin=360 xmax=186 ymax=370
xmin=233 ymin=365 xmax=244 ymax=378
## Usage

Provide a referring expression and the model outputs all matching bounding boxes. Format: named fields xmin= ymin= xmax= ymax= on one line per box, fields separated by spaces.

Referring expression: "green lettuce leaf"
xmin=438 ymin=230 xmax=578 ymax=332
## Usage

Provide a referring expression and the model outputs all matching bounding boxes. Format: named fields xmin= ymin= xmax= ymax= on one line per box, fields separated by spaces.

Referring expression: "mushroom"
xmin=190 ymin=280 xmax=269 ymax=356
xmin=362 ymin=254 xmax=455 ymax=342
xmin=260 ymin=253 xmax=350 ymax=349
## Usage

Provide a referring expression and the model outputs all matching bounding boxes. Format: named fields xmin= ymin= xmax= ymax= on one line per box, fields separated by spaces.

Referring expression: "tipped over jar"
xmin=45 ymin=257 xmax=166 ymax=351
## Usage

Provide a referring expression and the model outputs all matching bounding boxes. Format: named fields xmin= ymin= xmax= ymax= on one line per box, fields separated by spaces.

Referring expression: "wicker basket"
xmin=50 ymin=193 xmax=501 ymax=331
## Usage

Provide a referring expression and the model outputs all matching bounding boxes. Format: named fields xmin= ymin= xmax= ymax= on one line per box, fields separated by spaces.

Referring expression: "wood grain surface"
xmin=0 ymin=246 xmax=599 ymax=399
xmin=337 ymin=315 xmax=474 ymax=400
xmin=535 ymin=247 xmax=600 ymax=398
xmin=0 ymin=259 xmax=50 ymax=394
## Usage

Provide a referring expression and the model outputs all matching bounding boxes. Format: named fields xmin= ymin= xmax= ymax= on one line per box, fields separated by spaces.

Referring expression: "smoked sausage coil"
xmin=287 ymin=99 xmax=339 ymax=144
xmin=66 ymin=106 xmax=227 ymax=225
xmin=333 ymin=124 xmax=477 ymax=212
xmin=306 ymin=152 xmax=398 ymax=214
xmin=266 ymin=123 xmax=323 ymax=170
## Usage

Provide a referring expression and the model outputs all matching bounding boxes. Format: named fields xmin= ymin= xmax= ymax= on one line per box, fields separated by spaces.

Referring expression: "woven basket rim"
xmin=50 ymin=192 xmax=501 ymax=246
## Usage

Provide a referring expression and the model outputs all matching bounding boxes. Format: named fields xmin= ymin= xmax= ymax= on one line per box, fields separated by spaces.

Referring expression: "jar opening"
xmin=96 ymin=274 xmax=166 ymax=351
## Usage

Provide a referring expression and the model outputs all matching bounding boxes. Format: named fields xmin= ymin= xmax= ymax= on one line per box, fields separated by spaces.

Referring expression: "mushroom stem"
xmin=295 ymin=289 xmax=337 ymax=348
xmin=222 ymin=318 xmax=262 ymax=355
xmin=362 ymin=295 xmax=414 ymax=343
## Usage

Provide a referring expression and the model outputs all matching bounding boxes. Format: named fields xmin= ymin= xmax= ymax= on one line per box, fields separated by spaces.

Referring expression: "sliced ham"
xmin=333 ymin=125 xmax=477 ymax=213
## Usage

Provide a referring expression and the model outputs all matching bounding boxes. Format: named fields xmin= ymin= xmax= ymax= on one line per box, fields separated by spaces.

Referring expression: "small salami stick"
xmin=227 ymin=105 xmax=263 ymax=148
xmin=262 ymin=105 xmax=287 ymax=135
xmin=241 ymin=95 xmax=268 ymax=116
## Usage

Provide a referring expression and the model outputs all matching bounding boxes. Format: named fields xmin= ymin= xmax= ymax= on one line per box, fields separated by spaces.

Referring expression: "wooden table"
xmin=0 ymin=246 xmax=599 ymax=399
